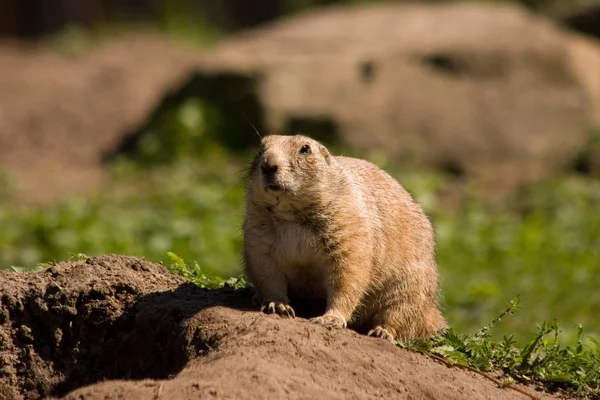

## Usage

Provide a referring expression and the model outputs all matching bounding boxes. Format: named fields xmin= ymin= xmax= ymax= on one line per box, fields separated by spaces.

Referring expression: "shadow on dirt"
xmin=0 ymin=256 xmax=251 ymax=399
xmin=48 ymin=283 xmax=255 ymax=397
xmin=0 ymin=254 xmax=334 ymax=399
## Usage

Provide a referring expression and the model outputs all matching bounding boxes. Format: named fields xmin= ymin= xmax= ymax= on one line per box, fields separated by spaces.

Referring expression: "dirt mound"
xmin=0 ymin=33 xmax=205 ymax=204
xmin=0 ymin=255 xmax=562 ymax=400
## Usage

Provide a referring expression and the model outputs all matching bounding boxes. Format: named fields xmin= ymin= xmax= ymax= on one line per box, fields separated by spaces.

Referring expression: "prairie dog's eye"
xmin=300 ymin=144 xmax=311 ymax=154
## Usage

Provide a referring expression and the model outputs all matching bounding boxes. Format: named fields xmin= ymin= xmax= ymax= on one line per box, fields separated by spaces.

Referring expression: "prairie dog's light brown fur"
xmin=243 ymin=134 xmax=446 ymax=341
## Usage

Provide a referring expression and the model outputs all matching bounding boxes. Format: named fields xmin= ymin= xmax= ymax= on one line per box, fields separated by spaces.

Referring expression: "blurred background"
xmin=0 ymin=0 xmax=599 ymax=344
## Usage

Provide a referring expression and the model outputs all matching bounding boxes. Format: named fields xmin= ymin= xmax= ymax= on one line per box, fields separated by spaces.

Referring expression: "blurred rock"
xmin=2 ymin=3 xmax=600 ymax=204
xmin=0 ymin=32 xmax=204 ymax=203
xmin=199 ymin=2 xmax=600 ymax=188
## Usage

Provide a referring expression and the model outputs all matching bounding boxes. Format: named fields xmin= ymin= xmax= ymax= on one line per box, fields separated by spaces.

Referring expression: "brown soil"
xmin=0 ymin=255 xmax=563 ymax=400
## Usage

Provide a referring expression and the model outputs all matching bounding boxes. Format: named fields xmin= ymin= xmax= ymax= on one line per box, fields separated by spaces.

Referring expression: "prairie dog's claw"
xmin=310 ymin=314 xmax=346 ymax=329
xmin=259 ymin=301 xmax=296 ymax=318
xmin=368 ymin=326 xmax=395 ymax=341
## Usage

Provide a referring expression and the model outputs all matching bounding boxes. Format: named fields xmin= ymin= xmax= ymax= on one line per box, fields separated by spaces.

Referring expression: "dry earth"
xmin=0 ymin=255 xmax=566 ymax=400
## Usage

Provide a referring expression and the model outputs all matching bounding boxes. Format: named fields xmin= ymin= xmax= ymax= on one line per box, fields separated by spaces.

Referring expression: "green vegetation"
xmin=434 ymin=177 xmax=600 ymax=344
xmin=0 ymin=156 xmax=247 ymax=278
xmin=166 ymin=251 xmax=247 ymax=289
xmin=407 ymin=298 xmax=600 ymax=399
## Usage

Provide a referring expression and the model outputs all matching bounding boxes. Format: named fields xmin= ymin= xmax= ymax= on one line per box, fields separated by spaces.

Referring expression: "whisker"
xmin=242 ymin=113 xmax=262 ymax=141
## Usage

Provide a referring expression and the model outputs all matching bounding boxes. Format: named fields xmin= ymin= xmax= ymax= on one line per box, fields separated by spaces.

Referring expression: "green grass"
xmin=166 ymin=251 xmax=247 ymax=289
xmin=0 ymin=156 xmax=247 ymax=278
xmin=406 ymin=298 xmax=600 ymax=399
xmin=430 ymin=176 xmax=600 ymax=345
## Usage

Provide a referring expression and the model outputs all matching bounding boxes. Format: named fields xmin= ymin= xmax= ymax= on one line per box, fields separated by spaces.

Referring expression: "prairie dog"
xmin=243 ymin=134 xmax=446 ymax=341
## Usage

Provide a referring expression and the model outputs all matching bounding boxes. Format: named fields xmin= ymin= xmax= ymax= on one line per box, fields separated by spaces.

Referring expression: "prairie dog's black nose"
xmin=260 ymin=151 xmax=280 ymax=177
xmin=261 ymin=162 xmax=278 ymax=177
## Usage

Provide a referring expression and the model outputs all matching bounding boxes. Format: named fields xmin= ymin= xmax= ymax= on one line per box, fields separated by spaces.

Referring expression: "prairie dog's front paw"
xmin=367 ymin=326 xmax=395 ymax=342
xmin=310 ymin=313 xmax=347 ymax=329
xmin=260 ymin=300 xmax=296 ymax=318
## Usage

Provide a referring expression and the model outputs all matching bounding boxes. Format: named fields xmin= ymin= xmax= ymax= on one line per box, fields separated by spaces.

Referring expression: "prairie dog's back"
xmin=335 ymin=156 xmax=436 ymax=265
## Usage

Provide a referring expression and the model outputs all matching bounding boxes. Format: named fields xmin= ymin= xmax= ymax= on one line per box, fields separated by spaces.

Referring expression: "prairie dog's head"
xmin=248 ymin=135 xmax=333 ymax=208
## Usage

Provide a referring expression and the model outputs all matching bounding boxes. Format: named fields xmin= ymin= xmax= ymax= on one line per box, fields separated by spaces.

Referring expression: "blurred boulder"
xmin=2 ymin=3 xmax=600 ymax=205
xmin=198 ymin=3 xmax=600 ymax=187
xmin=0 ymin=33 xmax=205 ymax=203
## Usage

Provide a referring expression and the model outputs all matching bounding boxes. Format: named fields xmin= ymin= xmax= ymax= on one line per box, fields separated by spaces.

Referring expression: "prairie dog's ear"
xmin=319 ymin=145 xmax=332 ymax=165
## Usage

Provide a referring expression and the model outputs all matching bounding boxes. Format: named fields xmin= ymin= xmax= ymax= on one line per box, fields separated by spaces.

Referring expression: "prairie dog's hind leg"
xmin=368 ymin=297 xmax=446 ymax=341
xmin=310 ymin=248 xmax=371 ymax=329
